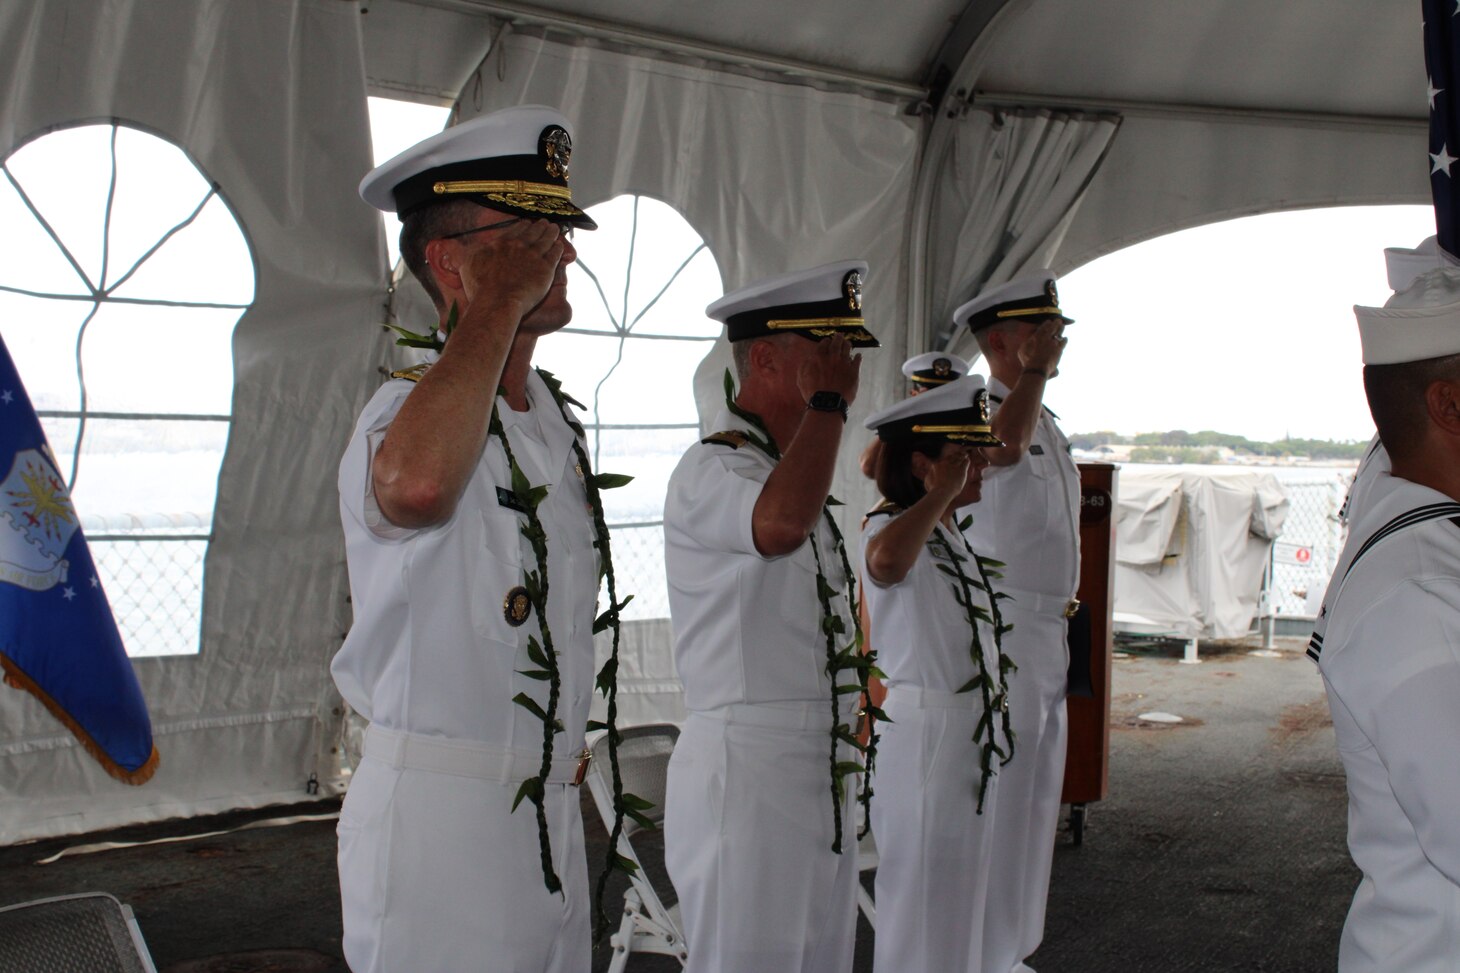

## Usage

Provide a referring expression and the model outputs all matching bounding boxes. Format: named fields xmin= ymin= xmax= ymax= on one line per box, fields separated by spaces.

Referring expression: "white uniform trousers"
xmin=337 ymin=733 xmax=590 ymax=973
xmin=871 ymin=689 xmax=1001 ymax=973
xmin=981 ymin=603 xmax=1069 ymax=973
xmin=665 ymin=707 xmax=859 ymax=973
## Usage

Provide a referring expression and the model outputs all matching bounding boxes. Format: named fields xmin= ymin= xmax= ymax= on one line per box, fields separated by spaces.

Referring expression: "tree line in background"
xmin=1068 ymin=430 xmax=1371 ymax=464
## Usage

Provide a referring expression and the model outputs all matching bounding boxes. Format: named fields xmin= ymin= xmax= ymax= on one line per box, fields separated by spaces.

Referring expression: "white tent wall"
xmin=921 ymin=107 xmax=1122 ymax=357
xmin=1051 ymin=110 xmax=1429 ymax=275
xmin=0 ymin=0 xmax=382 ymax=843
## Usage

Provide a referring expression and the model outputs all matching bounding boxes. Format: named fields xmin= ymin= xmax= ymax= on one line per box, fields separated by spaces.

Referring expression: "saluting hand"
xmin=797 ymin=334 xmax=862 ymax=405
xmin=923 ymin=446 xmax=972 ymax=501
xmin=459 ymin=219 xmax=568 ymax=323
xmin=1018 ymin=319 xmax=1068 ymax=379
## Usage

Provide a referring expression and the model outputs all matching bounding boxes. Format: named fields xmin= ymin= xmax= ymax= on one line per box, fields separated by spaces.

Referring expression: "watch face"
xmin=809 ymin=391 xmax=846 ymax=411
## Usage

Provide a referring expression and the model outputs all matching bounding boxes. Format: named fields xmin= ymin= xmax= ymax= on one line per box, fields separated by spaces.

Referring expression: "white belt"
xmin=363 ymin=724 xmax=587 ymax=785
xmin=999 ymin=585 xmax=1080 ymax=618
xmin=884 ymin=685 xmax=985 ymax=711
xmin=691 ymin=701 xmax=855 ymax=733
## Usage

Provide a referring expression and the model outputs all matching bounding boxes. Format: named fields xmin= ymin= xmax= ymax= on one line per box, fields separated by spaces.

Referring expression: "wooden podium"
xmin=1061 ymin=462 xmax=1118 ymax=843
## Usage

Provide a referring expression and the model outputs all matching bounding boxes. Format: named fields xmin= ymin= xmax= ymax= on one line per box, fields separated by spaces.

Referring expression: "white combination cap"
xmin=953 ymin=270 xmax=1074 ymax=334
xmin=1356 ymin=266 xmax=1460 ymax=364
xmin=902 ymin=352 xmax=970 ymax=388
xmin=706 ymin=260 xmax=878 ymax=347
xmin=864 ymin=373 xmax=1002 ymax=446
xmin=358 ymin=105 xmax=596 ymax=228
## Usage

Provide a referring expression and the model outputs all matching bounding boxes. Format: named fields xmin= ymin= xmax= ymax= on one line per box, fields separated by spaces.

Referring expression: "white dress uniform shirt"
xmin=862 ymin=513 xmax=1005 ymax=973
xmin=333 ymin=366 xmax=599 ymax=973
xmin=1312 ymin=471 xmax=1460 ymax=973
xmin=962 ymin=375 xmax=1081 ymax=973
xmin=1339 ymin=435 xmax=1392 ymax=526
xmin=662 ymin=405 xmax=859 ymax=973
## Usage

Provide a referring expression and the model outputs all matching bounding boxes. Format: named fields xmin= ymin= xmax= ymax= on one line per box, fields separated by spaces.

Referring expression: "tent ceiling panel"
xmin=365 ymin=0 xmax=967 ymax=94
xmin=974 ymin=0 xmax=1424 ymax=120
xmin=362 ymin=0 xmax=494 ymax=104
xmin=1053 ymin=110 xmax=1430 ymax=276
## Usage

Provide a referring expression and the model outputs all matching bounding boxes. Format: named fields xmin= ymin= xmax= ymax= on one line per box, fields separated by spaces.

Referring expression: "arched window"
xmin=0 ymin=123 xmax=255 ymax=656
xmin=544 ymin=194 xmax=723 ymax=619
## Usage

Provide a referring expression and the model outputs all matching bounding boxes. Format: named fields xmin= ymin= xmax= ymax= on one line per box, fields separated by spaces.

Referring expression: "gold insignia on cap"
xmin=978 ymin=391 xmax=991 ymax=424
xmin=844 ymin=270 xmax=864 ymax=312
xmin=540 ymin=125 xmax=572 ymax=182
xmin=933 ymin=357 xmax=952 ymax=377
xmin=1045 ymin=279 xmax=1059 ymax=306
xmin=504 ymin=585 xmax=532 ymax=627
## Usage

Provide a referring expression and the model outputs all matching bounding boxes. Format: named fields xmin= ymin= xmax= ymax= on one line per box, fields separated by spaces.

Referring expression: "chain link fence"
xmin=1266 ymin=473 xmax=1350 ymax=618
xmin=605 ymin=521 xmax=669 ymax=621
xmin=83 ymin=514 xmax=208 ymax=658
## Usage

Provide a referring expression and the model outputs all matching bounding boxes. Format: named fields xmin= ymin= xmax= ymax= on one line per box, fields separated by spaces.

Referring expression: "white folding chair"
xmin=0 ymin=892 xmax=159 ymax=973
xmin=586 ymin=723 xmax=688 ymax=972
xmin=857 ymin=827 xmax=878 ymax=927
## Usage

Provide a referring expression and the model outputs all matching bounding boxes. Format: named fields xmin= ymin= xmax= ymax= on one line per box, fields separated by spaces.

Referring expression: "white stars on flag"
xmin=1432 ymin=77 xmax=1445 ymax=111
xmin=0 ymin=390 xmax=11 ymax=405
xmin=62 ymin=586 xmax=77 ymax=601
xmin=1433 ymin=145 xmax=1459 ymax=176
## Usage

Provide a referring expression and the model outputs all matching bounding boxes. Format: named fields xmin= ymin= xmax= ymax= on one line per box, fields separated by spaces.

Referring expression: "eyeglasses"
xmin=437 ymin=217 xmax=574 ymax=242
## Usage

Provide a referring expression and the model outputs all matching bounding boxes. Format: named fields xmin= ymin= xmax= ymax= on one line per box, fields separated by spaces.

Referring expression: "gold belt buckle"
xmin=1064 ymin=599 xmax=1081 ymax=618
xmin=572 ymin=747 xmax=592 ymax=787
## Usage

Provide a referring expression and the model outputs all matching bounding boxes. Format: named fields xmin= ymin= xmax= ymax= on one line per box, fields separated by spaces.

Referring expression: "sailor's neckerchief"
xmin=387 ymin=320 xmax=644 ymax=938
xmin=720 ymin=369 xmax=880 ymax=853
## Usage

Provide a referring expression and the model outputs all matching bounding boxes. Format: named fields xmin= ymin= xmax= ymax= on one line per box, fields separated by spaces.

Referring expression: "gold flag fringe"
xmin=0 ymin=651 xmax=159 ymax=785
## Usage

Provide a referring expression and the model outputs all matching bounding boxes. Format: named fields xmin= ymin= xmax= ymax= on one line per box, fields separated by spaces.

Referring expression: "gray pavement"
xmin=0 ymin=636 xmax=1355 ymax=972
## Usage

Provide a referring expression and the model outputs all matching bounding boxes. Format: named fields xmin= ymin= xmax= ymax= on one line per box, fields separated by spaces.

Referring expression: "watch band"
xmin=806 ymin=390 xmax=849 ymax=420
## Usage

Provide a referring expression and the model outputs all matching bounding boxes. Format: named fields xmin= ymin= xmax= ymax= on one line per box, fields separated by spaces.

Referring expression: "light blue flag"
xmin=0 ymin=334 xmax=157 ymax=783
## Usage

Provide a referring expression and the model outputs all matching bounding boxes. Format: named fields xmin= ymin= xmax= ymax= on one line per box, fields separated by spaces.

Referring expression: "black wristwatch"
xmin=806 ymin=390 xmax=849 ymax=421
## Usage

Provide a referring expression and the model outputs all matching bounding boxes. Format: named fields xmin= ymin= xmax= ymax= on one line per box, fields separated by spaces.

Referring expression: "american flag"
xmin=1425 ymin=0 xmax=1460 ymax=252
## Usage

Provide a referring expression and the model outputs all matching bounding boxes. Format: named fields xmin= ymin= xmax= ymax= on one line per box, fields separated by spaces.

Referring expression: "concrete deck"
xmin=0 ymin=635 xmax=1354 ymax=972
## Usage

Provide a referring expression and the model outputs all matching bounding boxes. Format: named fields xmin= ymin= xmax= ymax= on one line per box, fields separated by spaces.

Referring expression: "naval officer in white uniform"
xmin=663 ymin=260 xmax=878 ymax=973
xmin=859 ymin=352 xmax=971 ymax=479
xmin=333 ymin=107 xmax=604 ymax=973
xmin=952 ymin=272 xmax=1075 ymax=973
xmin=1310 ymin=266 xmax=1460 ymax=973
xmin=860 ymin=374 xmax=1011 ymax=973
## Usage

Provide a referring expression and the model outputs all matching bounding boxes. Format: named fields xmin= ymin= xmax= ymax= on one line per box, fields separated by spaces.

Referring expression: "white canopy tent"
xmin=0 ymin=0 xmax=1428 ymax=842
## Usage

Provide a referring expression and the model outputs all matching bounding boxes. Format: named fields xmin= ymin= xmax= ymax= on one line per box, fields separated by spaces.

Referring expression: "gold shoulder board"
xmin=701 ymin=430 xmax=750 ymax=449
xmin=865 ymin=498 xmax=905 ymax=519
xmin=390 ymin=362 xmax=432 ymax=383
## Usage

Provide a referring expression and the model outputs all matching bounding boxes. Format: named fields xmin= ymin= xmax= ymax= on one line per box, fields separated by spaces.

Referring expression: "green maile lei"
xmin=926 ymin=516 xmax=1017 ymax=811
xmin=388 ymin=309 xmax=647 ymax=939
xmin=722 ymin=369 xmax=884 ymax=854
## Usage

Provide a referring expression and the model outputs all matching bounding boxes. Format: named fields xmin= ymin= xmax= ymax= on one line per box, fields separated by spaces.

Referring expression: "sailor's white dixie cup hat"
xmin=706 ymin=260 xmax=880 ymax=347
xmin=359 ymin=105 xmax=597 ymax=229
xmin=1356 ymin=266 xmax=1460 ymax=365
xmin=865 ymin=373 xmax=1003 ymax=447
xmin=1383 ymin=236 xmax=1460 ymax=292
xmin=902 ymin=352 xmax=970 ymax=389
xmin=954 ymin=270 xmax=1074 ymax=334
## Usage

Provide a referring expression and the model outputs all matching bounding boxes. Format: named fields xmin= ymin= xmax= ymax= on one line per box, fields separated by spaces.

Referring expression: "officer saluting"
xmin=334 ymin=106 xmax=614 ymax=973
xmin=1311 ymin=266 xmax=1460 ymax=972
xmin=860 ymin=353 xmax=971 ymax=478
xmin=951 ymin=271 xmax=1074 ymax=973
xmin=663 ymin=260 xmax=878 ymax=973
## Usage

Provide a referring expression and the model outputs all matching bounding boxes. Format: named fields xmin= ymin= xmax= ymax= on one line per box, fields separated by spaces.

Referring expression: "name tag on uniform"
xmin=1029 ymin=444 xmax=1045 ymax=456
xmin=496 ymin=487 xmax=527 ymax=513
